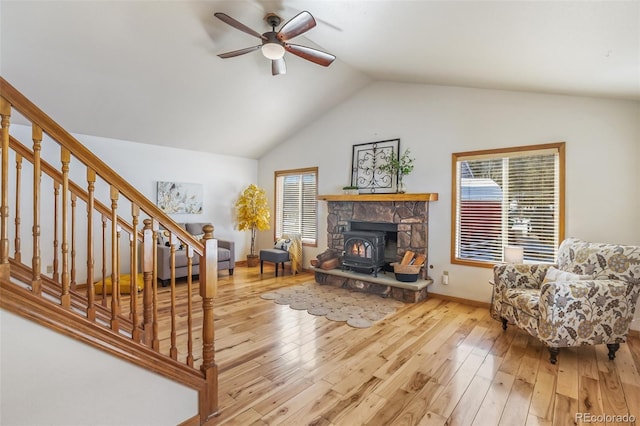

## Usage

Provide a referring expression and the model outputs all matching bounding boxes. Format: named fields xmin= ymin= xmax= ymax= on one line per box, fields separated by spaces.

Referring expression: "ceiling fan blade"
xmin=284 ymin=44 xmax=335 ymax=67
xmin=218 ymin=45 xmax=261 ymax=58
xmin=277 ymin=11 xmax=316 ymax=41
xmin=214 ymin=12 xmax=266 ymax=40
xmin=272 ymin=58 xmax=286 ymax=76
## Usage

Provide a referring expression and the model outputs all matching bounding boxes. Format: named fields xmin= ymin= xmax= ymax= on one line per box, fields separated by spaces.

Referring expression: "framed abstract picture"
xmin=351 ymin=138 xmax=400 ymax=193
xmin=157 ymin=181 xmax=203 ymax=214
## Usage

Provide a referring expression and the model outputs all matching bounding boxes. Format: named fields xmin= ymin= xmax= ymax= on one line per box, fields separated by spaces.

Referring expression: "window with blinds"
xmin=275 ymin=167 xmax=318 ymax=246
xmin=451 ymin=143 xmax=565 ymax=267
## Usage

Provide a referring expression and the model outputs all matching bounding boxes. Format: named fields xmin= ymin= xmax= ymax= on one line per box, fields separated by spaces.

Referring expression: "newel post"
xmin=199 ymin=224 xmax=218 ymax=421
xmin=0 ymin=97 xmax=11 ymax=279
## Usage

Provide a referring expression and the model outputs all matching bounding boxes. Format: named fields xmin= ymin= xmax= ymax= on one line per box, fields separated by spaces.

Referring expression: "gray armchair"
xmin=157 ymin=222 xmax=235 ymax=285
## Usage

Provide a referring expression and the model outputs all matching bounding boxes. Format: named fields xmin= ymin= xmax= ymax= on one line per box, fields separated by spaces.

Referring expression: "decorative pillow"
xmin=158 ymin=230 xmax=172 ymax=247
xmin=274 ymin=238 xmax=293 ymax=251
xmin=192 ymin=233 xmax=205 ymax=243
xmin=542 ymin=266 xmax=590 ymax=284
xmin=158 ymin=230 xmax=185 ymax=249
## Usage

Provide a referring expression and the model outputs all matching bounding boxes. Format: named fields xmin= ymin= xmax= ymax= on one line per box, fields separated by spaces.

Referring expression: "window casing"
xmin=451 ymin=142 xmax=565 ymax=267
xmin=275 ymin=167 xmax=318 ymax=246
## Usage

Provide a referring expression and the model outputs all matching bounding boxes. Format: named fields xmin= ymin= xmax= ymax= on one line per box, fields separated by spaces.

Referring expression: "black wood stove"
xmin=341 ymin=230 xmax=386 ymax=276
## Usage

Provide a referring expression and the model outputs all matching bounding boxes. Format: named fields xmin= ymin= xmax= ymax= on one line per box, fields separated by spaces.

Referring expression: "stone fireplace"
xmin=316 ymin=193 xmax=438 ymax=302
xmin=324 ymin=193 xmax=436 ymax=279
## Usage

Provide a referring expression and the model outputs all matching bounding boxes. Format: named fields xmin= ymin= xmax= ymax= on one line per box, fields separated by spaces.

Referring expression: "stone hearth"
xmin=313 ymin=267 xmax=433 ymax=303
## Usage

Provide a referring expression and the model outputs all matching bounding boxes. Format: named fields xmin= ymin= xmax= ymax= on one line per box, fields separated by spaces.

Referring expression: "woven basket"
xmin=390 ymin=262 xmax=422 ymax=274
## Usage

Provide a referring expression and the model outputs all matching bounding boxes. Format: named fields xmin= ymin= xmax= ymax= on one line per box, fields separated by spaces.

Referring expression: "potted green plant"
xmin=379 ymin=148 xmax=415 ymax=193
xmin=235 ymin=184 xmax=270 ymax=267
xmin=342 ymin=185 xmax=359 ymax=195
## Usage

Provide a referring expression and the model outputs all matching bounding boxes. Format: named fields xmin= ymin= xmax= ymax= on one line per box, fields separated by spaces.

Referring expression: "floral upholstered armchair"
xmin=492 ymin=238 xmax=640 ymax=364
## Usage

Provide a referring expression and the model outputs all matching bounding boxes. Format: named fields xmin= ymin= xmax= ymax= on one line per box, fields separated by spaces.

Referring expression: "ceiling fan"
xmin=214 ymin=10 xmax=336 ymax=76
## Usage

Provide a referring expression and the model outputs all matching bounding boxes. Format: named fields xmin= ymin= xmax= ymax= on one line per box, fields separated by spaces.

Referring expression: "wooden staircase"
xmin=0 ymin=77 xmax=219 ymax=425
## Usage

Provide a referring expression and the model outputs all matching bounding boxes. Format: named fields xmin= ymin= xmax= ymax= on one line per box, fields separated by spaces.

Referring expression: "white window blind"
xmin=275 ymin=168 xmax=318 ymax=245
xmin=452 ymin=143 xmax=564 ymax=266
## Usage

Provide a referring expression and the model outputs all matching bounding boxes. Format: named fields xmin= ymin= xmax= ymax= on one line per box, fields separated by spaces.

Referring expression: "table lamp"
xmin=504 ymin=246 xmax=524 ymax=264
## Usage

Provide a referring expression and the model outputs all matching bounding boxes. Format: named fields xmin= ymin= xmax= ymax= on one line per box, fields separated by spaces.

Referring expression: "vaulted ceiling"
xmin=2 ymin=1 xmax=638 ymax=159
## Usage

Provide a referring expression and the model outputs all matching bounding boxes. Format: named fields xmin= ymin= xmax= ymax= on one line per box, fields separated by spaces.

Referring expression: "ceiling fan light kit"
xmin=262 ymin=43 xmax=285 ymax=60
xmin=214 ymin=10 xmax=335 ymax=76
xmin=261 ymin=31 xmax=285 ymax=60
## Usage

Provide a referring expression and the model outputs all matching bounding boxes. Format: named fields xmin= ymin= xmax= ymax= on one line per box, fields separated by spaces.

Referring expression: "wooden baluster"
xmin=70 ymin=193 xmax=77 ymax=291
xmin=151 ymin=219 xmax=159 ymax=351
xmin=13 ymin=153 xmax=22 ymax=262
xmin=52 ymin=182 xmax=60 ymax=282
xmin=60 ymin=148 xmax=71 ymax=308
xmin=109 ymin=187 xmax=120 ymax=329
xmin=31 ymin=124 xmax=42 ymax=295
xmin=115 ymin=224 xmax=122 ymax=310
xmin=0 ymin=97 xmax=10 ymax=279
xmin=110 ymin=185 xmax=120 ymax=330
xmin=169 ymin=233 xmax=178 ymax=360
xmin=199 ymin=224 xmax=219 ymax=419
xmin=101 ymin=214 xmax=108 ymax=306
xmin=86 ymin=169 xmax=96 ymax=320
xmin=186 ymin=245 xmax=194 ymax=367
xmin=130 ymin=204 xmax=140 ymax=342
xmin=141 ymin=219 xmax=154 ymax=346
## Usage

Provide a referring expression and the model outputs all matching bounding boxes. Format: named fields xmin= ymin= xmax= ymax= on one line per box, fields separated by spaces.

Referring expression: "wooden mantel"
xmin=317 ymin=193 xmax=438 ymax=202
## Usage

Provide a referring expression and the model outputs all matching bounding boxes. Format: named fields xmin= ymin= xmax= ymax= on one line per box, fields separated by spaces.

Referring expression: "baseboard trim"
xmin=428 ymin=291 xmax=491 ymax=309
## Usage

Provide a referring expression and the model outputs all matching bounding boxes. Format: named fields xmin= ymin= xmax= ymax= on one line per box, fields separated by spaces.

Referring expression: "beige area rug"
xmin=260 ymin=282 xmax=404 ymax=328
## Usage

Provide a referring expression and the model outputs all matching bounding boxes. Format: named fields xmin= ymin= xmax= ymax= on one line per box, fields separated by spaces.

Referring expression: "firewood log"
xmin=316 ymin=249 xmax=339 ymax=263
xmin=401 ymin=251 xmax=415 ymax=265
xmin=413 ymin=254 xmax=426 ymax=267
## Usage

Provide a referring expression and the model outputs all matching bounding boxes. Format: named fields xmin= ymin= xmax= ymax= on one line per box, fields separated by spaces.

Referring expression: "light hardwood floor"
xmin=148 ymin=265 xmax=640 ymax=426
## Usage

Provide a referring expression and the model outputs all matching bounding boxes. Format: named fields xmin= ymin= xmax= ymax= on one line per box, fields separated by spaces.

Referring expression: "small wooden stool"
xmin=259 ymin=249 xmax=290 ymax=277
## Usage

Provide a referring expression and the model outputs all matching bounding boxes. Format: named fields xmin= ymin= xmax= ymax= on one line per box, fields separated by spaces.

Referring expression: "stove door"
xmin=345 ymin=238 xmax=373 ymax=260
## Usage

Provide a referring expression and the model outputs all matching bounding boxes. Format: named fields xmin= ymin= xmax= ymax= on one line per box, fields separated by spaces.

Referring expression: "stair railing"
xmin=0 ymin=77 xmax=218 ymax=424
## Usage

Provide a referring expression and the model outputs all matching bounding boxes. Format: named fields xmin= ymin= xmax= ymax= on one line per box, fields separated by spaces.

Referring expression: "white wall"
xmin=0 ymin=310 xmax=197 ymax=425
xmin=79 ymin=132 xmax=257 ymax=252
xmin=7 ymin=124 xmax=258 ymax=278
xmin=257 ymin=81 xmax=640 ymax=328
